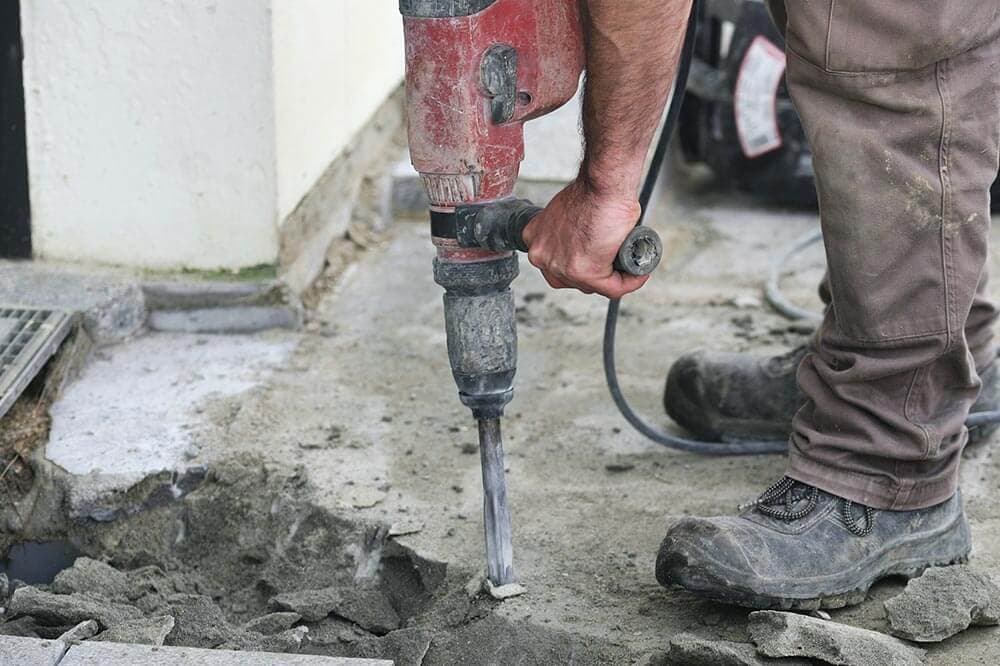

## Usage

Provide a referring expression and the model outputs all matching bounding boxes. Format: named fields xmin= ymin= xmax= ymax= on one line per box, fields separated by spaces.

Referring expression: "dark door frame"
xmin=1 ymin=0 xmax=31 ymax=259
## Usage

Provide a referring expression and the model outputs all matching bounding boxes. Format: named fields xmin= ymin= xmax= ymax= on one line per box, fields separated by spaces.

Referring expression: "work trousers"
xmin=766 ymin=2 xmax=1000 ymax=509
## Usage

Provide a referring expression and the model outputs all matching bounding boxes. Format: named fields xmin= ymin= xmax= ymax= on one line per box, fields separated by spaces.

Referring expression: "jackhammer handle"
xmin=455 ymin=199 xmax=663 ymax=276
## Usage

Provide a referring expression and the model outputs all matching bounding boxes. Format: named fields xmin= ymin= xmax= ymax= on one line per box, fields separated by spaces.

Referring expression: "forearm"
xmin=579 ymin=0 xmax=693 ymax=199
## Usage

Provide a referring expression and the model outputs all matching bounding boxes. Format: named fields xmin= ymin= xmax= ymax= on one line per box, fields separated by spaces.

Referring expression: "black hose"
xmin=603 ymin=2 xmax=1000 ymax=455
xmin=604 ymin=2 xmax=788 ymax=456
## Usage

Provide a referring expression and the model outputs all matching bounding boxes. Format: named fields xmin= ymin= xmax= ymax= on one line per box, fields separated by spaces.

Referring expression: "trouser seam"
xmin=937 ymin=58 xmax=956 ymax=351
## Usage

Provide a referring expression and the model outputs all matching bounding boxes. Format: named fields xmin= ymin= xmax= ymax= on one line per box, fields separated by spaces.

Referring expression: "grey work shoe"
xmin=655 ymin=478 xmax=971 ymax=610
xmin=664 ymin=346 xmax=1000 ymax=444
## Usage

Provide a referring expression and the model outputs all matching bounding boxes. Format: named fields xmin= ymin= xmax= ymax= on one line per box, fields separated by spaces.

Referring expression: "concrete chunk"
xmin=242 ymin=611 xmax=302 ymax=635
xmin=161 ymin=594 xmax=233 ymax=648
xmin=665 ymin=633 xmax=810 ymax=665
xmin=57 ymin=620 xmax=100 ymax=643
xmin=94 ymin=616 xmax=175 ymax=646
xmin=8 ymin=587 xmax=141 ymax=629
xmin=0 ymin=636 xmax=68 ymax=666
xmin=60 ymin=641 xmax=391 ymax=664
xmin=884 ymin=565 xmax=1000 ymax=642
xmin=749 ymin=610 xmax=926 ymax=666
xmin=52 ymin=558 xmax=130 ymax=599
xmin=270 ymin=586 xmax=399 ymax=634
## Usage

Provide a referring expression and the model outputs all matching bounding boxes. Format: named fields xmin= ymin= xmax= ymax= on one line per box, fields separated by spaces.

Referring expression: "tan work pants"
xmin=767 ymin=2 xmax=1000 ymax=509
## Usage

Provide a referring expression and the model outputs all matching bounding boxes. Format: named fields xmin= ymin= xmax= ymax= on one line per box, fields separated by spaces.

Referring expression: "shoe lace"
xmin=754 ymin=476 xmax=818 ymax=521
xmin=750 ymin=476 xmax=875 ymax=537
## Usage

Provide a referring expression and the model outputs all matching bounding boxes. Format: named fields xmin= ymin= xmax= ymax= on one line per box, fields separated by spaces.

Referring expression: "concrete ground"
xmin=17 ymin=171 xmax=1000 ymax=663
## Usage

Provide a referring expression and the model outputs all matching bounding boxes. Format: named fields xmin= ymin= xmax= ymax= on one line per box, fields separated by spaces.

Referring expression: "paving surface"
xmin=33 ymin=171 xmax=1000 ymax=663
xmin=0 ymin=636 xmax=388 ymax=665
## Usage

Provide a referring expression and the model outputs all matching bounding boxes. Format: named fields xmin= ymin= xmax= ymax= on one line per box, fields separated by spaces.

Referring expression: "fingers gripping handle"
xmin=454 ymin=199 xmax=662 ymax=276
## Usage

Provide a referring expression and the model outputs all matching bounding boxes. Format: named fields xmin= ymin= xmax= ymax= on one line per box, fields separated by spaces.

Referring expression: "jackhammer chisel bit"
xmin=400 ymin=0 xmax=661 ymax=587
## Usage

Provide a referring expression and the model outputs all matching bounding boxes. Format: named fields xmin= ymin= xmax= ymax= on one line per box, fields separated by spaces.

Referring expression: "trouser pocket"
xmin=786 ymin=0 xmax=1000 ymax=73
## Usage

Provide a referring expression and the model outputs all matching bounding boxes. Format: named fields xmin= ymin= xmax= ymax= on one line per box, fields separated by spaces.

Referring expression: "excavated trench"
xmin=0 ymin=452 xmax=634 ymax=664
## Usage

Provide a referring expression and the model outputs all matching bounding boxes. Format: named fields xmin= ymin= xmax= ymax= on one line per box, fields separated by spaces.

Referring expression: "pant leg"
xmin=780 ymin=1 xmax=1000 ymax=510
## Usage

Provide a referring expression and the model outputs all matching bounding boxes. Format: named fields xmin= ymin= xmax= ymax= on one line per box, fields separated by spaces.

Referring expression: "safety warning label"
xmin=734 ymin=36 xmax=786 ymax=159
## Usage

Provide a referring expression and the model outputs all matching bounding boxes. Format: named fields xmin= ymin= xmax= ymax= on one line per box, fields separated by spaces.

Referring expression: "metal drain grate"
xmin=0 ymin=307 xmax=75 ymax=420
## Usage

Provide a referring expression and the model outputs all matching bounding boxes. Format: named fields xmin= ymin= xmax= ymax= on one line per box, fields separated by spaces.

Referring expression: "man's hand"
xmin=522 ymin=179 xmax=650 ymax=299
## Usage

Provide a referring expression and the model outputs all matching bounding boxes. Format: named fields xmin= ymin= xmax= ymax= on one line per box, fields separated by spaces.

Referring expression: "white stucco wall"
xmin=272 ymin=1 xmax=405 ymax=221
xmin=20 ymin=1 xmax=405 ymax=270
xmin=21 ymin=0 xmax=279 ymax=271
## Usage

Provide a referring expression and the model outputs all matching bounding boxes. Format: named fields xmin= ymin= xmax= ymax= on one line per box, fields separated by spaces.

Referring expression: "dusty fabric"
xmin=770 ymin=1 xmax=1000 ymax=509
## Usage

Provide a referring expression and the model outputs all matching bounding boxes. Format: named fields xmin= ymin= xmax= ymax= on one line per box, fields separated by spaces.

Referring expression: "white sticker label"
xmin=734 ymin=36 xmax=786 ymax=159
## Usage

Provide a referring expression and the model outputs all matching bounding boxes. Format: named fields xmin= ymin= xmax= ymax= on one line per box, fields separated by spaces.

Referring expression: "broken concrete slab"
xmin=8 ymin=587 xmax=141 ymax=629
xmin=60 ymin=641 xmax=391 ymax=665
xmin=51 ymin=558 xmax=130 ymax=600
xmin=749 ymin=610 xmax=926 ymax=666
xmin=0 ymin=261 xmax=145 ymax=345
xmin=664 ymin=633 xmax=811 ymax=665
xmin=93 ymin=616 xmax=175 ymax=646
xmin=884 ymin=565 xmax=1000 ymax=642
xmin=44 ymin=332 xmax=295 ymax=515
xmin=269 ymin=586 xmax=399 ymax=635
xmin=0 ymin=635 xmax=67 ymax=666
xmin=345 ymin=627 xmax=434 ymax=666
xmin=242 ymin=612 xmax=303 ymax=636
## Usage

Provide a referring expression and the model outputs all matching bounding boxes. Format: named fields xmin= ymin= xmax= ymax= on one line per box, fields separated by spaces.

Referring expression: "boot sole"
xmin=683 ymin=553 xmax=970 ymax=611
xmin=659 ymin=511 xmax=972 ymax=610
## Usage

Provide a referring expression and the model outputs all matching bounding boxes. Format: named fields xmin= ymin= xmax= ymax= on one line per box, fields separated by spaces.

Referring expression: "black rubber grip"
xmin=455 ymin=199 xmax=663 ymax=276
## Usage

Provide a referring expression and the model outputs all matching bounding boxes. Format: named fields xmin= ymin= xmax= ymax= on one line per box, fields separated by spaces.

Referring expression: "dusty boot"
xmin=655 ymin=477 xmax=971 ymax=610
xmin=664 ymin=347 xmax=1000 ymax=444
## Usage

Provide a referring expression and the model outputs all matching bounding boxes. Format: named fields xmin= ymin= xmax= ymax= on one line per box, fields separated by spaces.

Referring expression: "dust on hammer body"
xmin=401 ymin=0 xmax=591 ymax=586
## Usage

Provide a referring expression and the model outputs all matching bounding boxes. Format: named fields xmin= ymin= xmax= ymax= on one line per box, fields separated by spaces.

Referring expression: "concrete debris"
xmin=57 ymin=620 xmax=100 ymax=643
xmin=242 ymin=612 xmax=303 ymax=636
xmin=270 ymin=586 xmax=400 ymax=635
xmin=665 ymin=633 xmax=810 ymax=666
xmin=422 ymin=614 xmax=630 ymax=665
xmin=8 ymin=587 xmax=141 ymax=629
xmin=884 ymin=565 xmax=1000 ymax=642
xmin=346 ymin=627 xmax=434 ymax=666
xmin=52 ymin=558 xmax=131 ymax=600
xmin=302 ymin=616 xmax=373 ymax=649
xmin=0 ymin=616 xmax=43 ymax=638
xmin=484 ymin=580 xmax=527 ymax=601
xmin=464 ymin=573 xmax=487 ymax=599
xmin=94 ymin=616 xmax=176 ymax=646
xmin=604 ymin=461 xmax=636 ymax=473
xmin=0 ymin=573 xmax=8 ymax=603
xmin=124 ymin=565 xmax=182 ymax=605
xmin=161 ymin=594 xmax=234 ymax=648
xmin=221 ymin=626 xmax=309 ymax=653
xmin=749 ymin=610 xmax=926 ymax=666
xmin=388 ymin=520 xmax=424 ymax=537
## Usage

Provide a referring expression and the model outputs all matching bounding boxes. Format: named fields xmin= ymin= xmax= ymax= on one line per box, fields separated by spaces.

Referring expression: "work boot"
xmin=664 ymin=346 xmax=1000 ymax=444
xmin=655 ymin=477 xmax=971 ymax=610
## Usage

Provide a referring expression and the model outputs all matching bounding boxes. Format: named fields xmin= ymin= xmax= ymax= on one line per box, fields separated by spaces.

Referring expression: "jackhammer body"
xmin=399 ymin=0 xmax=661 ymax=586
